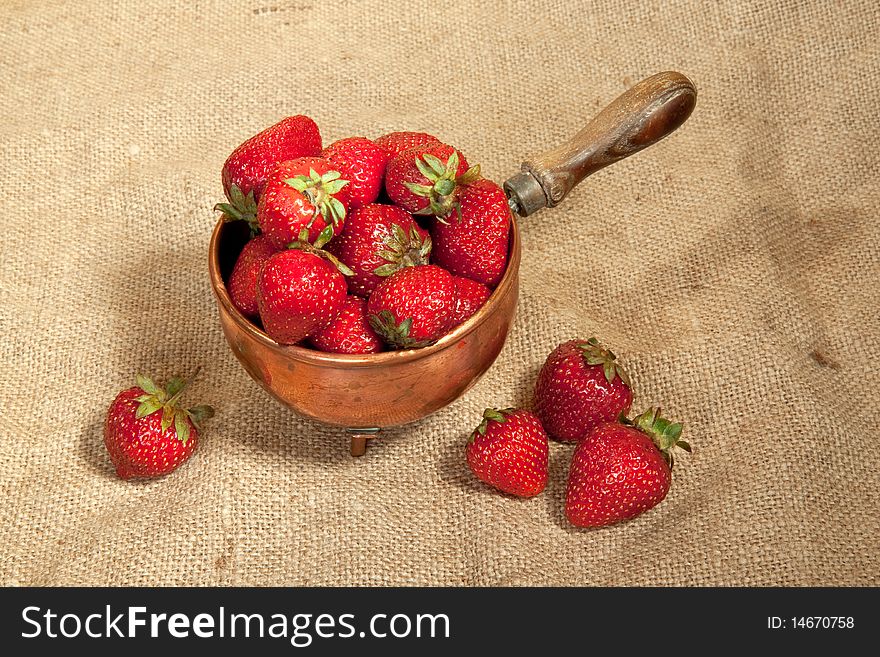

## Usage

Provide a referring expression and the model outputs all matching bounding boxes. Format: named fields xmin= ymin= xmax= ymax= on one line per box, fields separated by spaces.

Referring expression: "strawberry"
xmin=309 ymin=295 xmax=384 ymax=354
xmin=256 ymin=236 xmax=352 ymax=345
xmin=326 ymin=203 xmax=432 ymax=297
xmin=257 ymin=157 xmax=351 ymax=250
xmin=373 ymin=131 xmax=440 ymax=159
xmin=449 ymin=275 xmax=490 ymax=327
xmin=466 ymin=408 xmax=549 ymax=498
xmin=431 ymin=178 xmax=511 ymax=287
xmin=384 ymin=143 xmax=480 ymax=217
xmin=535 ymin=338 xmax=633 ymax=442
xmin=227 ymin=235 xmax=279 ymax=318
xmin=367 ymin=264 xmax=457 ymax=348
xmin=104 ymin=372 xmax=214 ymax=480
xmin=565 ymin=408 xmax=690 ymax=528
xmin=217 ymin=115 xmax=322 ymax=229
xmin=322 ymin=137 xmax=389 ymax=210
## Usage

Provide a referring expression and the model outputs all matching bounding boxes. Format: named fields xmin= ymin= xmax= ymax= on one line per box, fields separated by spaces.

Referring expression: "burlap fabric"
xmin=1 ymin=0 xmax=877 ymax=587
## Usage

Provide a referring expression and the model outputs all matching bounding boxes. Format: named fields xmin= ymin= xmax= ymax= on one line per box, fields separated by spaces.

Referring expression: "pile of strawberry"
xmin=466 ymin=338 xmax=691 ymax=528
xmin=215 ymin=115 xmax=511 ymax=352
xmin=101 ymin=116 xmax=694 ymax=519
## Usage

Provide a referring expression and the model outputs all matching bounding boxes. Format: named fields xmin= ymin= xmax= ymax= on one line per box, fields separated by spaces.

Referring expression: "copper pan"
xmin=208 ymin=72 xmax=696 ymax=456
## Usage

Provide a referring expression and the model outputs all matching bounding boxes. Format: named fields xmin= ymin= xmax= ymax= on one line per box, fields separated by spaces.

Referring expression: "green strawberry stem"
xmin=215 ymin=184 xmax=259 ymax=235
xmin=628 ymin=407 xmax=690 ymax=468
xmin=470 ymin=407 xmax=516 ymax=440
xmin=373 ymin=223 xmax=432 ymax=277
xmin=165 ymin=366 xmax=201 ymax=405
xmin=134 ymin=368 xmax=214 ymax=445
xmin=288 ymin=226 xmax=354 ymax=276
xmin=368 ymin=310 xmax=432 ymax=349
xmin=405 ymin=150 xmax=480 ymax=220
xmin=285 ymin=168 xmax=349 ymax=230
xmin=578 ymin=337 xmax=631 ymax=387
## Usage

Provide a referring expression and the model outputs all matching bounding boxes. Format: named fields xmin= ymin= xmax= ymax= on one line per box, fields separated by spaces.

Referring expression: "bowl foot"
xmin=347 ymin=428 xmax=381 ymax=457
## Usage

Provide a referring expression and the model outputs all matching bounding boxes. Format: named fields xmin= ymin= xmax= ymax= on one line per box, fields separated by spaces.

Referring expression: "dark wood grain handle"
xmin=504 ymin=71 xmax=696 ymax=216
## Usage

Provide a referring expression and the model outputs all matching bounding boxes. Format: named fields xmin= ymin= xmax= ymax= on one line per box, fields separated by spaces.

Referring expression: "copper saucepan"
xmin=208 ymin=72 xmax=696 ymax=456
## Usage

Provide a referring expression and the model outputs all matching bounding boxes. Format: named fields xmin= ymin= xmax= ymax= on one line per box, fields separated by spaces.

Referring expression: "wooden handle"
xmin=504 ymin=71 xmax=696 ymax=216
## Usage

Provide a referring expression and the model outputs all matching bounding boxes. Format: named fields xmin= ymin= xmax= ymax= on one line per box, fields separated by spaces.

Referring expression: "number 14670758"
xmin=768 ymin=617 xmax=854 ymax=629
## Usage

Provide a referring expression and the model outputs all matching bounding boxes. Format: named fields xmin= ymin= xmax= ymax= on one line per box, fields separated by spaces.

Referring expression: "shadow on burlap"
xmin=0 ymin=1 xmax=877 ymax=586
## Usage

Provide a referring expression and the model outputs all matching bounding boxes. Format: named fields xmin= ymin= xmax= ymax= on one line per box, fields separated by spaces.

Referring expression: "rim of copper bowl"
xmin=208 ymin=216 xmax=521 ymax=369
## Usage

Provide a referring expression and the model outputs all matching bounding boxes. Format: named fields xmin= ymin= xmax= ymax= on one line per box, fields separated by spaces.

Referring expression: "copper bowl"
xmin=207 ymin=72 xmax=695 ymax=455
xmin=208 ymin=217 xmax=521 ymax=455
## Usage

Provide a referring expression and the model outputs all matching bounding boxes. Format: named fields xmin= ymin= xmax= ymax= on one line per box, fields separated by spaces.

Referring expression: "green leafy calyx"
xmin=578 ymin=337 xmax=631 ymax=387
xmin=215 ymin=184 xmax=259 ymax=235
xmin=630 ymin=407 xmax=690 ymax=468
xmin=405 ymin=150 xmax=480 ymax=221
xmin=285 ymin=168 xmax=349 ymax=230
xmin=287 ymin=227 xmax=355 ymax=277
xmin=373 ymin=223 xmax=432 ymax=277
xmin=469 ymin=407 xmax=516 ymax=442
xmin=368 ymin=310 xmax=433 ymax=349
xmin=134 ymin=369 xmax=215 ymax=445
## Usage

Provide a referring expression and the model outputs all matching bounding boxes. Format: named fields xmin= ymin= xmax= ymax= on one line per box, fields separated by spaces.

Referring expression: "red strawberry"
xmin=217 ymin=116 xmax=322 ymax=229
xmin=309 ymin=295 xmax=384 ymax=354
xmin=257 ymin=242 xmax=351 ymax=345
xmin=431 ymin=178 xmax=511 ymax=287
xmin=373 ymin=131 xmax=440 ymax=159
xmin=535 ymin=338 xmax=633 ymax=442
xmin=385 ymin=143 xmax=480 ymax=217
xmin=227 ymin=235 xmax=279 ymax=318
xmin=367 ymin=264 xmax=457 ymax=348
xmin=565 ymin=408 xmax=690 ymax=528
xmin=326 ymin=203 xmax=431 ymax=297
xmin=322 ymin=137 xmax=389 ymax=210
xmin=449 ymin=275 xmax=490 ymax=327
xmin=466 ymin=408 xmax=549 ymax=498
xmin=104 ymin=373 xmax=214 ymax=480
xmin=257 ymin=157 xmax=351 ymax=249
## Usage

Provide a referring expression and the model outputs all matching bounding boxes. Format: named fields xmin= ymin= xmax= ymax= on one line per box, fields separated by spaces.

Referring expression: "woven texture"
xmin=1 ymin=0 xmax=878 ymax=586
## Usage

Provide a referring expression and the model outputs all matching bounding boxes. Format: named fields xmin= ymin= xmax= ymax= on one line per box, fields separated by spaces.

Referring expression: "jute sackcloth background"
xmin=1 ymin=0 xmax=878 ymax=586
